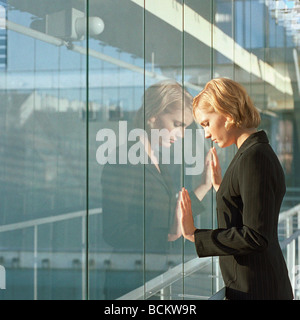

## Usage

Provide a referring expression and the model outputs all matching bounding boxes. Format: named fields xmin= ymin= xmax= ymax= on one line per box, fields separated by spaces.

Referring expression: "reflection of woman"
xmin=179 ymin=78 xmax=293 ymax=300
xmin=101 ymin=80 xmax=211 ymax=299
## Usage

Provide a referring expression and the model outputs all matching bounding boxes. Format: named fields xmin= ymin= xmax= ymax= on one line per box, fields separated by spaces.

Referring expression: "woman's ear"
xmin=225 ymin=115 xmax=234 ymax=122
xmin=225 ymin=116 xmax=234 ymax=130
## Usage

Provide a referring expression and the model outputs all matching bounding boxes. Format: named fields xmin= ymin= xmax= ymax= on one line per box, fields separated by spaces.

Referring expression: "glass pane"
xmin=183 ymin=0 xmax=216 ymax=299
xmin=143 ymin=0 xmax=186 ymax=300
xmin=0 ymin=0 xmax=87 ymax=299
xmin=89 ymin=0 xmax=145 ymax=300
xmin=0 ymin=0 xmax=299 ymax=301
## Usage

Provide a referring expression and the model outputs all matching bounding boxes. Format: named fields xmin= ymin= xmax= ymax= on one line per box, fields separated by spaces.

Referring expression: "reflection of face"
xmin=194 ymin=107 xmax=235 ymax=148
xmin=149 ymin=108 xmax=194 ymax=148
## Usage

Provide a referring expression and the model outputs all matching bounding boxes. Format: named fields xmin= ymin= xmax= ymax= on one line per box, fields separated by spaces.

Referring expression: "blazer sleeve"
xmin=189 ymin=190 xmax=206 ymax=217
xmin=194 ymin=147 xmax=276 ymax=257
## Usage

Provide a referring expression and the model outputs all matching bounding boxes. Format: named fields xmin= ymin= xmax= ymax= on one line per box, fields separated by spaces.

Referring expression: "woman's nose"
xmin=204 ymin=128 xmax=211 ymax=139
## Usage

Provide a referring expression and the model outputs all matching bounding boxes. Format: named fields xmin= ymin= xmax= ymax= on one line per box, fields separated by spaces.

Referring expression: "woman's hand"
xmin=193 ymin=150 xmax=213 ymax=201
xmin=210 ymin=147 xmax=222 ymax=192
xmin=168 ymin=195 xmax=182 ymax=241
xmin=178 ymin=187 xmax=196 ymax=243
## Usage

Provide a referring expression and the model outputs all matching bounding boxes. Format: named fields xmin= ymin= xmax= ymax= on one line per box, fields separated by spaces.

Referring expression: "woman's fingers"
xmin=181 ymin=188 xmax=189 ymax=203
xmin=179 ymin=187 xmax=196 ymax=242
xmin=209 ymin=147 xmax=222 ymax=192
xmin=211 ymin=147 xmax=219 ymax=168
xmin=205 ymin=150 xmax=211 ymax=166
xmin=179 ymin=188 xmax=191 ymax=214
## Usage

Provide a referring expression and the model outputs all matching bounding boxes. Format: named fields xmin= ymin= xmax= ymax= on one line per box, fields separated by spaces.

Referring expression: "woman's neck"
xmin=235 ymin=128 xmax=257 ymax=149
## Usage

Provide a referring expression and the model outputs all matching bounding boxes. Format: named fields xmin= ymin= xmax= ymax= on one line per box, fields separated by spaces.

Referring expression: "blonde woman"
xmin=179 ymin=78 xmax=293 ymax=300
xmin=101 ymin=80 xmax=211 ymax=299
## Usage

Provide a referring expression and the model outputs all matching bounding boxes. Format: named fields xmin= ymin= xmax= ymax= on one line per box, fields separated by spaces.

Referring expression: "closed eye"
xmin=174 ymin=121 xmax=186 ymax=128
xmin=200 ymin=121 xmax=209 ymax=128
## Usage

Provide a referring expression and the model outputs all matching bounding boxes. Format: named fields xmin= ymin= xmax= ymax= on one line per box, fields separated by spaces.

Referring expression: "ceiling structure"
xmin=5 ymin=0 xmax=300 ymax=108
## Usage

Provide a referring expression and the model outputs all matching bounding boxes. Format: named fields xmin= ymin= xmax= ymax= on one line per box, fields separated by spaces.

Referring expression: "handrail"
xmin=280 ymin=230 xmax=300 ymax=249
xmin=278 ymin=203 xmax=300 ymax=223
xmin=0 ymin=207 xmax=101 ymax=300
xmin=117 ymin=257 xmax=212 ymax=300
xmin=278 ymin=204 xmax=300 ymax=299
xmin=0 ymin=208 xmax=101 ymax=233
xmin=208 ymin=287 xmax=226 ymax=300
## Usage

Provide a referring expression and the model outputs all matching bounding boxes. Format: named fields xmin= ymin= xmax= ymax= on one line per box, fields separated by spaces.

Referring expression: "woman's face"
xmin=194 ymin=107 xmax=235 ymax=148
xmin=149 ymin=107 xmax=194 ymax=148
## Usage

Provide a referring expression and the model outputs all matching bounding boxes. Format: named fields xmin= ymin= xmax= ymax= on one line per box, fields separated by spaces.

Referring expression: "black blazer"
xmin=194 ymin=131 xmax=293 ymax=300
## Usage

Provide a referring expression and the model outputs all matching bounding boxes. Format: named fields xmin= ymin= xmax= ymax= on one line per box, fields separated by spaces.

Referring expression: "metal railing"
xmin=279 ymin=203 xmax=300 ymax=299
xmin=117 ymin=256 xmax=213 ymax=300
xmin=0 ymin=208 xmax=101 ymax=300
xmin=0 ymin=204 xmax=299 ymax=300
xmin=117 ymin=254 xmax=222 ymax=300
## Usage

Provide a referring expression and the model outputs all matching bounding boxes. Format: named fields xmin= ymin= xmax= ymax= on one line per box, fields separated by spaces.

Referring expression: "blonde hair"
xmin=193 ymin=78 xmax=261 ymax=129
xmin=135 ymin=80 xmax=193 ymax=131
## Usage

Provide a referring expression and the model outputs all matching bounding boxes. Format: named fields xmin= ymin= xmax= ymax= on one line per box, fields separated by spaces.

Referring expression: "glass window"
xmin=0 ymin=0 xmax=88 ymax=299
xmin=0 ymin=0 xmax=299 ymax=301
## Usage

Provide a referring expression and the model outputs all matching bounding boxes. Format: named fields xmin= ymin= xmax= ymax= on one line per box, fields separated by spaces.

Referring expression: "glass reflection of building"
xmin=0 ymin=0 xmax=299 ymax=300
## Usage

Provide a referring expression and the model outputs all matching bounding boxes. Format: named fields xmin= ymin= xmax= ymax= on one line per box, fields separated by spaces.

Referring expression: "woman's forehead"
xmin=194 ymin=107 xmax=213 ymax=122
xmin=158 ymin=107 xmax=193 ymax=125
xmin=173 ymin=107 xmax=194 ymax=122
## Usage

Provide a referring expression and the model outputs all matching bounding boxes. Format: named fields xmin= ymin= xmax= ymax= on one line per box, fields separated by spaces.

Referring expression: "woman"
xmin=101 ymin=80 xmax=211 ymax=299
xmin=179 ymin=78 xmax=293 ymax=300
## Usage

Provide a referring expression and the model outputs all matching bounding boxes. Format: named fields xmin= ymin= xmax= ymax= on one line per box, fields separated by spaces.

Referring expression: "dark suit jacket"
xmin=194 ymin=131 xmax=293 ymax=300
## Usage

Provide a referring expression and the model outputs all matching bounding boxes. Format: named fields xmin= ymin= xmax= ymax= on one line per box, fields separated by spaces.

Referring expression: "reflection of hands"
xmin=179 ymin=188 xmax=196 ymax=243
xmin=168 ymin=195 xmax=183 ymax=241
xmin=210 ymin=147 xmax=222 ymax=192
